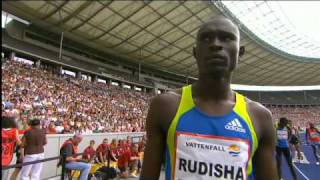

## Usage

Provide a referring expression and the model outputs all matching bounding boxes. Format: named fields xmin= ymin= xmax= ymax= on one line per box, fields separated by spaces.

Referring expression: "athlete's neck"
xmin=194 ymin=75 xmax=232 ymax=101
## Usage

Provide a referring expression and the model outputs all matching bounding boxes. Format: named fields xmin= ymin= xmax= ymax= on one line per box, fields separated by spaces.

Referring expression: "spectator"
xmin=138 ymin=135 xmax=146 ymax=153
xmin=110 ymin=139 xmax=119 ymax=160
xmin=2 ymin=116 xmax=22 ymax=179
xmin=82 ymin=140 xmax=96 ymax=163
xmin=124 ymin=136 xmax=133 ymax=151
xmin=20 ymin=119 xmax=47 ymax=180
xmin=61 ymin=125 xmax=73 ymax=134
xmin=58 ymin=135 xmax=91 ymax=180
xmin=55 ymin=121 xmax=64 ymax=133
xmin=117 ymin=144 xmax=140 ymax=178
xmin=129 ymin=144 xmax=141 ymax=176
xmin=10 ymin=122 xmax=31 ymax=180
xmin=47 ymin=121 xmax=56 ymax=134
xmin=96 ymin=138 xmax=109 ymax=164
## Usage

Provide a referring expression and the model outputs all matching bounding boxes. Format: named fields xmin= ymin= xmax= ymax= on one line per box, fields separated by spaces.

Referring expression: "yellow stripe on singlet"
xmin=233 ymin=93 xmax=259 ymax=175
xmin=167 ymin=85 xmax=194 ymax=179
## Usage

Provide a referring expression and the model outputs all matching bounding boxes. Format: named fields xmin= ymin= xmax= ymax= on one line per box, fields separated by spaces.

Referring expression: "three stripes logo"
xmin=225 ymin=118 xmax=246 ymax=133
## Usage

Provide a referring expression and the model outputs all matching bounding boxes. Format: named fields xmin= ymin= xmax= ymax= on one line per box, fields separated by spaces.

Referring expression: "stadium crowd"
xmin=2 ymin=59 xmax=320 ymax=135
xmin=268 ymin=106 xmax=320 ymax=128
xmin=2 ymin=60 xmax=150 ymax=134
xmin=1 ymin=57 xmax=320 ymax=179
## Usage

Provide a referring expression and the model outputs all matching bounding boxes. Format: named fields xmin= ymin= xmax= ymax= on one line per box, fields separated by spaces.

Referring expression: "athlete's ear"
xmin=239 ymin=46 xmax=245 ymax=57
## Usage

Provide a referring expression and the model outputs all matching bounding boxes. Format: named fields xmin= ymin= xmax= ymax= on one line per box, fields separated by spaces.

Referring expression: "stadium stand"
xmin=2 ymin=1 xmax=320 ymax=179
xmin=2 ymin=58 xmax=319 ymax=134
xmin=239 ymin=90 xmax=320 ymax=105
xmin=2 ymin=60 xmax=150 ymax=134
xmin=267 ymin=105 xmax=320 ymax=127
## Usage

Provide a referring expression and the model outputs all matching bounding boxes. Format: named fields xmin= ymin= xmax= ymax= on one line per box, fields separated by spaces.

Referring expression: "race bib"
xmin=277 ymin=130 xmax=288 ymax=140
xmin=310 ymin=132 xmax=319 ymax=138
xmin=174 ymin=132 xmax=250 ymax=180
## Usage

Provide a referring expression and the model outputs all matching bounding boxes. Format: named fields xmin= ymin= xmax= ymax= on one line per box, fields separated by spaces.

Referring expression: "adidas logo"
xmin=225 ymin=118 xmax=246 ymax=133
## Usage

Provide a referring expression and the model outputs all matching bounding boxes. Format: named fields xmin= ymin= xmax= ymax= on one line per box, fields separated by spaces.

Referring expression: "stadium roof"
xmin=2 ymin=1 xmax=320 ymax=86
xmin=220 ymin=1 xmax=320 ymax=59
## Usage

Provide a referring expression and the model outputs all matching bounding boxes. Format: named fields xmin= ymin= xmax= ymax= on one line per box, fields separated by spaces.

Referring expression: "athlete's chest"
xmin=175 ymin=109 xmax=252 ymax=140
xmin=173 ymin=111 xmax=252 ymax=180
xmin=193 ymin=99 xmax=236 ymax=117
xmin=277 ymin=128 xmax=288 ymax=140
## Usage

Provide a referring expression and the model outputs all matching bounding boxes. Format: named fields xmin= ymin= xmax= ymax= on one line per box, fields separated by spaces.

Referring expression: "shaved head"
xmin=197 ymin=15 xmax=240 ymax=40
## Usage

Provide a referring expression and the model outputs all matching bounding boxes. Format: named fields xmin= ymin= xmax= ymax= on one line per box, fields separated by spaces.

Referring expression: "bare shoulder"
xmin=147 ymin=88 xmax=182 ymax=132
xmin=245 ymin=98 xmax=273 ymax=140
xmin=246 ymin=99 xmax=272 ymax=119
xmin=149 ymin=89 xmax=182 ymax=112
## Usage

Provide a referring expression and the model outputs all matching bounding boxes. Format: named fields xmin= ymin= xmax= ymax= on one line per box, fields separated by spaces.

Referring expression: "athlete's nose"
xmin=208 ymin=37 xmax=223 ymax=51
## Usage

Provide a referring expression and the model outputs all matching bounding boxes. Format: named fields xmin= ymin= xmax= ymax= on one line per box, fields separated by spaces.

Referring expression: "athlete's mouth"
xmin=206 ymin=55 xmax=227 ymax=65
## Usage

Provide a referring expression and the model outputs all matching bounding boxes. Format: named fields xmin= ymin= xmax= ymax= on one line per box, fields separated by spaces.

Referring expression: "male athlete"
xmin=306 ymin=122 xmax=320 ymax=165
xmin=275 ymin=117 xmax=298 ymax=180
xmin=287 ymin=120 xmax=302 ymax=162
xmin=141 ymin=16 xmax=278 ymax=180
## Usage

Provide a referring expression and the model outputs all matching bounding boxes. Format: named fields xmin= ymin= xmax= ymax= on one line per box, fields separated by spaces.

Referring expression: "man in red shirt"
xmin=96 ymin=138 xmax=109 ymax=164
xmin=2 ymin=116 xmax=22 ymax=180
xmin=58 ymin=135 xmax=91 ymax=180
xmin=125 ymin=136 xmax=133 ymax=151
xmin=82 ymin=140 xmax=96 ymax=163
xmin=109 ymin=139 xmax=119 ymax=162
xmin=118 ymin=144 xmax=140 ymax=178
xmin=2 ymin=116 xmax=22 ymax=166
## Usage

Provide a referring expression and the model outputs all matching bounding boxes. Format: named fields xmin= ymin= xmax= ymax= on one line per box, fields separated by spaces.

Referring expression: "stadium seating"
xmin=2 ymin=60 xmax=149 ymax=134
xmin=2 ymin=59 xmax=319 ymax=133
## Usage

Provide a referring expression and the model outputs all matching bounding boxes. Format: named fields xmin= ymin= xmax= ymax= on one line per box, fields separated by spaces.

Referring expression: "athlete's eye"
xmin=220 ymin=35 xmax=233 ymax=41
xmin=200 ymin=36 xmax=211 ymax=43
xmin=204 ymin=37 xmax=211 ymax=42
xmin=200 ymin=33 xmax=212 ymax=43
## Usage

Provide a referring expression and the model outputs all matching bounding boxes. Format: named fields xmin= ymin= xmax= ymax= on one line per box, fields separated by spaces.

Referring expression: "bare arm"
xmin=130 ymin=155 xmax=140 ymax=161
xmin=20 ymin=146 xmax=25 ymax=159
xmin=249 ymin=102 xmax=278 ymax=180
xmin=15 ymin=130 xmax=22 ymax=145
xmin=20 ymin=136 xmax=25 ymax=159
xmin=20 ymin=135 xmax=25 ymax=147
xmin=305 ymin=129 xmax=309 ymax=143
xmin=99 ymin=152 xmax=105 ymax=162
xmin=64 ymin=144 xmax=80 ymax=162
xmin=66 ymin=156 xmax=80 ymax=162
xmin=140 ymin=96 xmax=167 ymax=180
xmin=43 ymin=131 xmax=47 ymax=145
xmin=287 ymin=127 xmax=293 ymax=140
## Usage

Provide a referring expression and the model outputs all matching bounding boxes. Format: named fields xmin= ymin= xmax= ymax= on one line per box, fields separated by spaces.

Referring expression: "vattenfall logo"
xmin=228 ymin=144 xmax=241 ymax=157
xmin=225 ymin=118 xmax=246 ymax=133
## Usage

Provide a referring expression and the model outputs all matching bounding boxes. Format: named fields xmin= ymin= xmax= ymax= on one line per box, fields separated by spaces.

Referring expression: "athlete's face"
xmin=309 ymin=123 xmax=314 ymax=128
xmin=279 ymin=118 xmax=288 ymax=127
xmin=194 ymin=17 xmax=240 ymax=77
